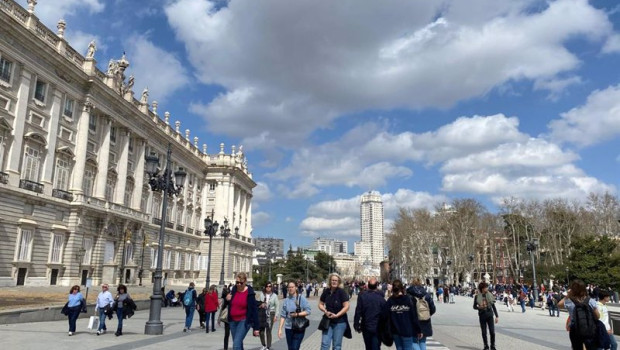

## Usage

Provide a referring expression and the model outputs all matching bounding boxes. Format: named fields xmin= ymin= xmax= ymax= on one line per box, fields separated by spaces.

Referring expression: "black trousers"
xmin=479 ymin=313 xmax=495 ymax=347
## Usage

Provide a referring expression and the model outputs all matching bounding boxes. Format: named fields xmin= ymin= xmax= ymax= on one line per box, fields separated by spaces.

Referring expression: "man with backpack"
xmin=557 ymin=279 xmax=600 ymax=350
xmin=354 ymin=277 xmax=386 ymax=350
xmin=407 ymin=277 xmax=436 ymax=350
xmin=182 ymin=282 xmax=198 ymax=332
xmin=473 ymin=282 xmax=499 ymax=350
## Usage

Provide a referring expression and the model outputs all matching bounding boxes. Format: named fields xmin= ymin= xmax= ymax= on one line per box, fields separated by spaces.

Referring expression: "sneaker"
xmin=96 ymin=330 xmax=101 ymax=336
xmin=187 ymin=328 xmax=192 ymax=332
xmin=68 ymin=332 xmax=73 ymax=336
xmin=183 ymin=328 xmax=187 ymax=332
xmin=211 ymin=328 xmax=216 ymax=332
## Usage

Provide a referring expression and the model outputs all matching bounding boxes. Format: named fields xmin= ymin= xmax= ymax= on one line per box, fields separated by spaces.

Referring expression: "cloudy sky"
xmin=31 ymin=0 xmax=620 ymax=251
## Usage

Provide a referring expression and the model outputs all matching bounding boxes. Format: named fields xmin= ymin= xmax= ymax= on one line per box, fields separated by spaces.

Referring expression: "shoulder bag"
xmin=291 ymin=295 xmax=310 ymax=332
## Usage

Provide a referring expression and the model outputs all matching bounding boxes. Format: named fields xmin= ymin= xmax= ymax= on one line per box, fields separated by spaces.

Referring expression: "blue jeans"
xmin=321 ymin=321 xmax=347 ymax=350
xmin=362 ymin=330 xmax=381 ymax=350
xmin=412 ymin=336 xmax=427 ymax=350
xmin=229 ymin=319 xmax=250 ymax=350
xmin=393 ymin=335 xmax=414 ymax=350
xmin=520 ymin=300 xmax=526 ymax=312
xmin=285 ymin=328 xmax=305 ymax=350
xmin=185 ymin=305 xmax=195 ymax=329
xmin=67 ymin=306 xmax=80 ymax=332
xmin=98 ymin=308 xmax=107 ymax=331
xmin=116 ymin=308 xmax=124 ymax=332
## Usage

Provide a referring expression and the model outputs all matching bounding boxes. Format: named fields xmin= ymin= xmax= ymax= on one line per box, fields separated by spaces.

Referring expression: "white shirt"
xmin=597 ymin=302 xmax=610 ymax=331
xmin=96 ymin=290 xmax=114 ymax=309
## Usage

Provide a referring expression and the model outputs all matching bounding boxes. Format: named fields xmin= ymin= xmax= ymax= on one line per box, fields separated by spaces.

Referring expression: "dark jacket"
xmin=381 ymin=295 xmax=421 ymax=338
xmin=406 ymin=285 xmax=436 ymax=337
xmin=196 ymin=292 xmax=206 ymax=312
xmin=354 ymin=289 xmax=386 ymax=333
xmin=227 ymin=285 xmax=260 ymax=331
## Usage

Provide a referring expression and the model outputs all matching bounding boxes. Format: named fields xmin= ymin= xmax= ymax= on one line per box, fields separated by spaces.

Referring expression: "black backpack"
xmin=573 ymin=298 xmax=597 ymax=339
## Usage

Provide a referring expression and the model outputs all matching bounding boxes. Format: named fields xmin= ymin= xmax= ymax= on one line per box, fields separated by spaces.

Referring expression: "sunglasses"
xmin=266 ymin=285 xmax=272 ymax=288
xmin=236 ymin=281 xmax=244 ymax=285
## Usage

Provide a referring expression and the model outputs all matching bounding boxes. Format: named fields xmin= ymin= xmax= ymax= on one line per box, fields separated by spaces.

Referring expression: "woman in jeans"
xmin=66 ymin=285 xmax=84 ymax=336
xmin=557 ymin=279 xmax=600 ymax=350
xmin=114 ymin=284 xmax=131 ymax=336
xmin=278 ymin=281 xmax=311 ymax=350
xmin=318 ymin=273 xmax=351 ymax=350
xmin=205 ymin=284 xmax=219 ymax=332
xmin=226 ymin=272 xmax=260 ymax=350
xmin=95 ymin=283 xmax=114 ymax=335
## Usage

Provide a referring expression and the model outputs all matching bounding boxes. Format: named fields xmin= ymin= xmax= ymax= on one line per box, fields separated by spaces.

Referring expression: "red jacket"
xmin=204 ymin=291 xmax=219 ymax=313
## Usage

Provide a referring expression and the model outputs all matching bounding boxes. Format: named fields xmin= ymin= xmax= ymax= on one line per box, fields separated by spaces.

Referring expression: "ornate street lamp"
xmin=218 ymin=219 xmax=236 ymax=286
xmin=204 ymin=209 xmax=219 ymax=288
xmin=139 ymin=233 xmax=147 ymax=286
xmin=527 ymin=239 xmax=539 ymax=303
xmin=144 ymin=143 xmax=186 ymax=335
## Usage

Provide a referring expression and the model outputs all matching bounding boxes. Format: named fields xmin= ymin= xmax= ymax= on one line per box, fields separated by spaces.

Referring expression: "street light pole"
xmin=139 ymin=233 xmax=146 ymax=286
xmin=527 ymin=240 xmax=539 ymax=304
xmin=565 ymin=266 xmax=570 ymax=285
xmin=144 ymin=143 xmax=186 ymax=335
xmin=204 ymin=209 xmax=219 ymax=289
xmin=218 ymin=218 xmax=231 ymax=286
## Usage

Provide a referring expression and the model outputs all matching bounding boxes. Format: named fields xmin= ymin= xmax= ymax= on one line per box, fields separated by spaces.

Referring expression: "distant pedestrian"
xmin=354 ymin=277 xmax=386 ymax=350
xmin=473 ymin=282 xmax=498 ymax=350
xmin=226 ymin=272 xmax=260 ymax=350
xmin=204 ymin=285 xmax=219 ymax=333
xmin=278 ymin=281 xmax=311 ymax=350
xmin=557 ymin=279 xmax=600 ymax=350
xmin=407 ymin=277 xmax=436 ymax=350
xmin=95 ymin=283 xmax=114 ymax=335
xmin=219 ymin=286 xmax=231 ymax=350
xmin=597 ymin=290 xmax=617 ymax=350
xmin=197 ymin=287 xmax=207 ymax=329
xmin=319 ymin=273 xmax=352 ymax=350
xmin=114 ymin=284 xmax=134 ymax=336
xmin=381 ymin=279 xmax=422 ymax=350
xmin=65 ymin=285 xmax=84 ymax=336
xmin=259 ymin=281 xmax=278 ymax=350
xmin=182 ymin=282 xmax=197 ymax=332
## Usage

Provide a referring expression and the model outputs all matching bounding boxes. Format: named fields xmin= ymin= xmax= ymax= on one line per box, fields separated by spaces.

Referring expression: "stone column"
xmin=94 ymin=117 xmax=111 ymax=199
xmin=227 ymin=178 xmax=234 ymax=225
xmin=239 ymin=189 xmax=246 ymax=236
xmin=131 ymin=138 xmax=146 ymax=210
xmin=41 ymin=88 xmax=62 ymax=194
xmin=70 ymin=100 xmax=93 ymax=194
xmin=114 ymin=128 xmax=129 ymax=204
xmin=6 ymin=68 xmax=32 ymax=186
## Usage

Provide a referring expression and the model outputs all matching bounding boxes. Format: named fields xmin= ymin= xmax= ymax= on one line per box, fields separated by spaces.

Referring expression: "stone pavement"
xmin=0 ymin=294 xmax=450 ymax=350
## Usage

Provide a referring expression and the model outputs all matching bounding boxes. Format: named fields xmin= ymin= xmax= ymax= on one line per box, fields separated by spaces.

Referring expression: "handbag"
xmin=61 ymin=302 xmax=69 ymax=316
xmin=318 ymin=314 xmax=330 ymax=331
xmin=80 ymin=298 xmax=88 ymax=313
xmin=291 ymin=295 xmax=310 ymax=332
xmin=87 ymin=315 xmax=98 ymax=330
xmin=218 ymin=306 xmax=229 ymax=324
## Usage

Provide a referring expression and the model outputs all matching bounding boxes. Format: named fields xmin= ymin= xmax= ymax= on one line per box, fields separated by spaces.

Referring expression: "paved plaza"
xmin=0 ymin=293 xmax=618 ymax=350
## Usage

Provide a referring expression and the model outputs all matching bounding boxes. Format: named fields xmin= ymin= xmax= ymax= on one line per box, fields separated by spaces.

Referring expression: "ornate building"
xmin=0 ymin=0 xmax=255 ymax=287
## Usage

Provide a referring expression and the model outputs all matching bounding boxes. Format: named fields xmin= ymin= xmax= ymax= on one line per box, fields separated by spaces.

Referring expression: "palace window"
xmin=22 ymin=143 xmax=42 ymax=181
xmin=0 ymin=56 xmax=13 ymax=84
xmin=49 ymin=233 xmax=64 ymax=263
xmin=63 ymin=97 xmax=74 ymax=120
xmin=16 ymin=228 xmax=33 ymax=261
xmin=174 ymin=251 xmax=181 ymax=270
xmin=83 ymin=162 xmax=96 ymax=197
xmin=124 ymin=179 xmax=134 ymax=207
xmin=0 ymin=128 xmax=8 ymax=170
xmin=150 ymin=247 xmax=158 ymax=269
xmin=83 ymin=237 xmax=93 ymax=265
xmin=53 ymin=154 xmax=72 ymax=191
xmin=105 ymin=171 xmax=117 ymax=202
xmin=88 ymin=114 xmax=96 ymax=132
xmin=34 ymin=79 xmax=47 ymax=103
xmin=125 ymin=243 xmax=133 ymax=265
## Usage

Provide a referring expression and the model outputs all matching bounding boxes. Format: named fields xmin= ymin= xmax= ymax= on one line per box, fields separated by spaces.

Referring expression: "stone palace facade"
xmin=0 ymin=0 xmax=256 ymax=287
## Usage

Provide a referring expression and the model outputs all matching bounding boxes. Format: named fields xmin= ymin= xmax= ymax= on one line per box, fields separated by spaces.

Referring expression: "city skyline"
xmin=21 ymin=0 xmax=620 ymax=252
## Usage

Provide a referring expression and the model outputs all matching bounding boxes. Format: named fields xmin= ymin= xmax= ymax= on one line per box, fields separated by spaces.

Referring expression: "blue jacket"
xmin=407 ymin=285 xmax=436 ymax=337
xmin=228 ymin=285 xmax=260 ymax=331
xmin=354 ymin=289 xmax=385 ymax=333
xmin=381 ymin=295 xmax=421 ymax=337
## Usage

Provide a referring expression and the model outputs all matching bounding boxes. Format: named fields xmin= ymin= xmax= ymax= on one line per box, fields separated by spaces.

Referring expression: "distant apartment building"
xmin=313 ymin=237 xmax=348 ymax=256
xmin=254 ymin=237 xmax=284 ymax=257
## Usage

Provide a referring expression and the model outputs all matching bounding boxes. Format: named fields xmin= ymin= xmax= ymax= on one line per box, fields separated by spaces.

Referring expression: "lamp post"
xmin=267 ymin=248 xmax=275 ymax=282
xmin=76 ymin=247 xmax=86 ymax=285
xmin=565 ymin=266 xmax=570 ymax=285
xmin=119 ymin=229 xmax=131 ymax=285
xmin=305 ymin=257 xmax=309 ymax=283
xmin=143 ymin=143 xmax=186 ymax=335
xmin=204 ymin=209 xmax=219 ymax=289
xmin=527 ymin=240 xmax=539 ymax=304
xmin=138 ymin=233 xmax=146 ymax=286
xmin=218 ymin=218 xmax=232 ymax=286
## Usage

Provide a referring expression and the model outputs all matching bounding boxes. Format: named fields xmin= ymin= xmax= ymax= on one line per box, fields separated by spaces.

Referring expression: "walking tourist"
xmin=381 ymin=279 xmax=422 ymax=350
xmin=226 ymin=272 xmax=260 ymax=350
xmin=205 ymin=284 xmax=219 ymax=333
xmin=65 ymin=285 xmax=84 ymax=336
xmin=95 ymin=283 xmax=114 ymax=335
xmin=278 ymin=281 xmax=311 ymax=350
xmin=218 ymin=285 xmax=231 ymax=350
xmin=197 ymin=287 xmax=207 ymax=329
xmin=558 ymin=279 xmax=600 ymax=350
xmin=114 ymin=284 xmax=135 ymax=337
xmin=473 ymin=282 xmax=499 ymax=350
xmin=407 ymin=277 xmax=436 ymax=350
xmin=182 ymin=282 xmax=197 ymax=332
xmin=354 ymin=276 xmax=386 ymax=350
xmin=259 ymin=281 xmax=278 ymax=350
xmin=318 ymin=273 xmax=352 ymax=350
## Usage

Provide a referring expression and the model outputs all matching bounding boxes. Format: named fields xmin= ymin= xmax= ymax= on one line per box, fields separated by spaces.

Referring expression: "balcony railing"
xmin=152 ymin=217 xmax=162 ymax=225
xmin=166 ymin=221 xmax=174 ymax=229
xmin=176 ymin=224 xmax=184 ymax=232
xmin=52 ymin=189 xmax=74 ymax=202
xmin=195 ymin=229 xmax=201 ymax=235
xmin=186 ymin=227 xmax=194 ymax=234
xmin=19 ymin=179 xmax=44 ymax=193
xmin=0 ymin=172 xmax=8 ymax=184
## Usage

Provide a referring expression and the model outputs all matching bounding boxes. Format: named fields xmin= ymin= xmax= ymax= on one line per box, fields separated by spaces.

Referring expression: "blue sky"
xmin=31 ymin=0 xmax=620 ymax=252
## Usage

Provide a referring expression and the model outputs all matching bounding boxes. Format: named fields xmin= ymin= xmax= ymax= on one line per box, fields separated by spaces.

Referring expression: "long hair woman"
xmin=382 ymin=279 xmax=422 ymax=350
xmin=318 ymin=273 xmax=351 ymax=350
xmin=278 ymin=281 xmax=311 ymax=350
xmin=66 ymin=285 xmax=84 ymax=336
xmin=557 ymin=279 xmax=600 ymax=350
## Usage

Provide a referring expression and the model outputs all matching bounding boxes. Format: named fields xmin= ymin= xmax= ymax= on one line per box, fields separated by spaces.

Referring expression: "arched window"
xmin=105 ymin=170 xmax=117 ymax=202
xmin=124 ymin=177 xmax=134 ymax=207
xmin=83 ymin=160 xmax=97 ymax=197
xmin=54 ymin=150 xmax=74 ymax=191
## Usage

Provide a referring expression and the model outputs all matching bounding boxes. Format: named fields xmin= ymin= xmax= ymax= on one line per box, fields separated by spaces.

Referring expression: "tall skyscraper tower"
xmin=360 ymin=191 xmax=384 ymax=266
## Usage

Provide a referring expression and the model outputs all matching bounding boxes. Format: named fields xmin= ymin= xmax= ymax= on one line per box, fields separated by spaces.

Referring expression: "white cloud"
xmin=603 ymin=34 xmax=620 ymax=53
xmin=65 ymin=31 xmax=106 ymax=58
xmin=123 ymin=34 xmax=191 ymax=103
xmin=301 ymin=189 xmax=448 ymax=238
xmin=252 ymin=212 xmax=271 ymax=227
xmin=35 ymin=0 xmax=104 ymax=28
xmin=534 ymin=76 xmax=582 ymax=101
xmin=253 ymin=182 xmax=272 ymax=202
xmin=548 ymin=84 xmax=620 ymax=147
xmin=165 ymin=0 xmax=616 ymax=148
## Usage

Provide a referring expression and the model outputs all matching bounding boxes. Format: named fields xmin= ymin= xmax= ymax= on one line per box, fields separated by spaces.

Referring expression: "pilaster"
xmin=6 ymin=68 xmax=32 ymax=186
xmin=94 ymin=117 xmax=111 ymax=199
xmin=114 ymin=128 xmax=129 ymax=204
xmin=41 ymin=88 xmax=62 ymax=194
xmin=70 ymin=100 xmax=93 ymax=194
